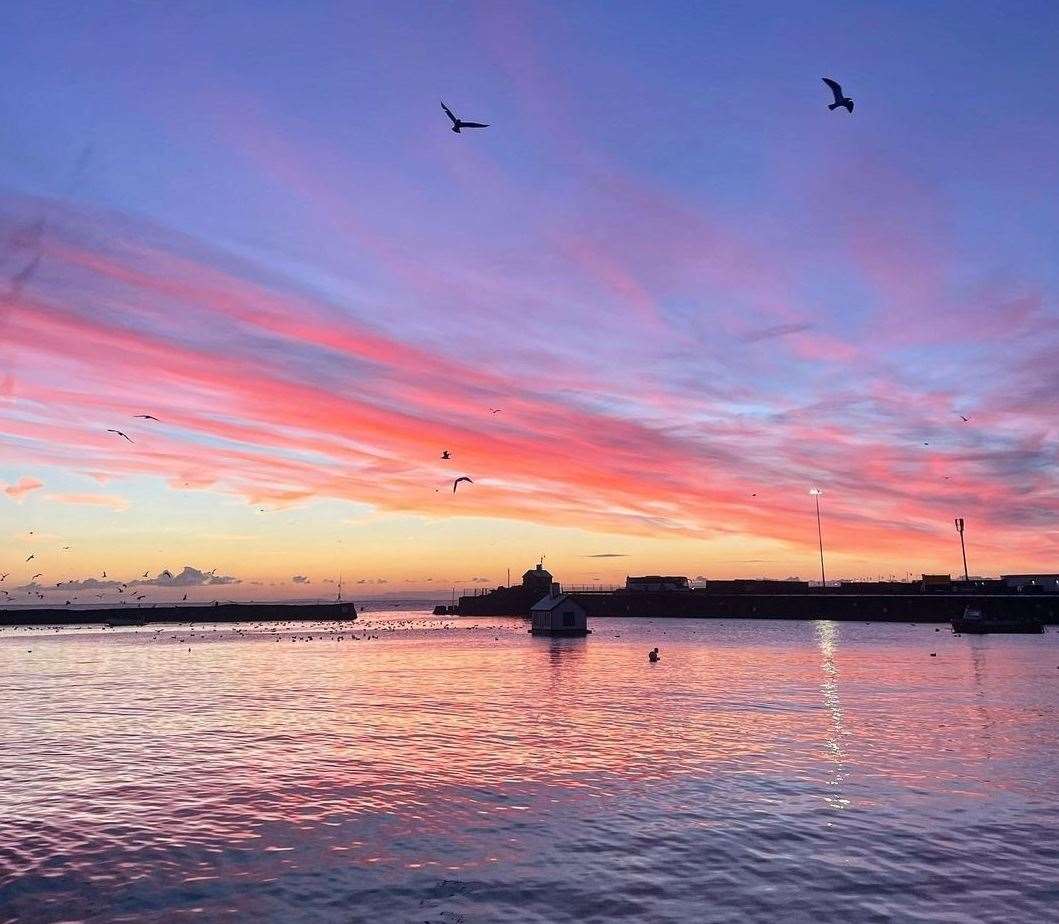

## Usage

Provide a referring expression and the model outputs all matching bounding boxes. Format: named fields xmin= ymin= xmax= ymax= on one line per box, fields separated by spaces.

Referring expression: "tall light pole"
xmin=954 ymin=517 xmax=969 ymax=581
xmin=809 ymin=488 xmax=826 ymax=586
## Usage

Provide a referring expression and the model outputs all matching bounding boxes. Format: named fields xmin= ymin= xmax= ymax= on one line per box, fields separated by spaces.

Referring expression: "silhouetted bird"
xmin=441 ymin=101 xmax=489 ymax=133
xmin=489 ymin=408 xmax=502 ymax=414
xmin=25 ymin=554 xmax=34 ymax=562
xmin=142 ymin=571 xmax=148 ymax=578
xmin=31 ymin=572 xmax=42 ymax=580
xmin=453 ymin=476 xmax=474 ymax=493
xmin=183 ymin=593 xmax=188 ymax=601
xmin=134 ymin=415 xmax=160 ymax=421
xmin=162 ymin=569 xmax=172 ymax=579
xmin=107 ymin=429 xmax=134 ymax=443
xmin=960 ymin=415 xmax=969 ymax=422
xmin=822 ymin=77 xmax=854 ymax=113
xmin=0 ymin=573 xmax=8 ymax=581
xmin=441 ymin=451 xmax=451 ymax=459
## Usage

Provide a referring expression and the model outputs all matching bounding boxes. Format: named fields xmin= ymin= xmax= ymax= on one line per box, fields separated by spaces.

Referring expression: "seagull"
xmin=441 ymin=451 xmax=451 ymax=460
xmin=489 ymin=408 xmax=502 ymax=414
xmin=25 ymin=554 xmax=34 ymax=562
xmin=960 ymin=415 xmax=969 ymax=422
xmin=162 ymin=569 xmax=172 ymax=579
xmin=142 ymin=571 xmax=149 ymax=578
xmin=31 ymin=572 xmax=42 ymax=580
xmin=183 ymin=593 xmax=188 ymax=601
xmin=134 ymin=415 xmax=160 ymax=421
xmin=0 ymin=573 xmax=8 ymax=581
xmin=453 ymin=476 xmax=474 ymax=493
xmin=822 ymin=77 xmax=854 ymax=113
xmin=107 ymin=429 xmax=134 ymax=443
xmin=441 ymin=101 xmax=489 ymax=133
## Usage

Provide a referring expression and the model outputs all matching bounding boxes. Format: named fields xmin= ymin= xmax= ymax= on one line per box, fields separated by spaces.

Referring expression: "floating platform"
xmin=0 ymin=601 xmax=358 ymax=627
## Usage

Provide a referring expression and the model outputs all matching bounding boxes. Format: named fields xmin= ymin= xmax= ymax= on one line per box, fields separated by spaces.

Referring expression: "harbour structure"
xmin=0 ymin=600 xmax=358 ymax=627
xmin=530 ymin=584 xmax=589 ymax=636
xmin=455 ymin=565 xmax=1059 ymax=625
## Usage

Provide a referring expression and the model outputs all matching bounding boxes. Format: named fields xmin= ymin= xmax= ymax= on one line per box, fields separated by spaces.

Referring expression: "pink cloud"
xmin=3 ymin=476 xmax=43 ymax=501
xmin=43 ymin=493 xmax=130 ymax=511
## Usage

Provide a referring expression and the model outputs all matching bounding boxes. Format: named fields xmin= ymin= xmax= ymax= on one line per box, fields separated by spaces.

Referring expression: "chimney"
xmin=550 ymin=581 xmax=560 ymax=598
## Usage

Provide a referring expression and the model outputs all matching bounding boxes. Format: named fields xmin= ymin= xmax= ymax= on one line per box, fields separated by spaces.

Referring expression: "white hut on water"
xmin=530 ymin=584 xmax=589 ymax=636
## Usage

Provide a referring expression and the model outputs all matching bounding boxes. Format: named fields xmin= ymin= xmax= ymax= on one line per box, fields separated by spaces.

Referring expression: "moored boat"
xmin=952 ymin=605 xmax=1043 ymax=634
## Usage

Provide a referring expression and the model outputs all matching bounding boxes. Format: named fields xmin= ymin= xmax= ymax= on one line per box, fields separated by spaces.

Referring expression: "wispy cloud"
xmin=43 ymin=492 xmax=129 ymax=511
xmin=3 ymin=476 xmax=43 ymax=501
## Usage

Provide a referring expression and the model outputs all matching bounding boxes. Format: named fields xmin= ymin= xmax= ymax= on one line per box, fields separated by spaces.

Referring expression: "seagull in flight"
xmin=31 ymin=572 xmax=42 ymax=580
xmin=107 ymin=429 xmax=134 ymax=443
xmin=161 ymin=569 xmax=173 ymax=579
xmin=441 ymin=101 xmax=489 ymax=133
xmin=453 ymin=476 xmax=474 ymax=493
xmin=441 ymin=451 xmax=451 ymax=460
xmin=134 ymin=415 xmax=160 ymax=421
xmin=489 ymin=408 xmax=502 ymax=414
xmin=960 ymin=415 xmax=970 ymax=422
xmin=0 ymin=573 xmax=7 ymax=581
xmin=822 ymin=77 xmax=854 ymax=113
xmin=25 ymin=554 xmax=35 ymax=562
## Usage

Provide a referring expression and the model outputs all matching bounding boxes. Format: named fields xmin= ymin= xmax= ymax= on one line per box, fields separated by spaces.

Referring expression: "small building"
xmin=625 ymin=575 xmax=690 ymax=592
xmin=530 ymin=585 xmax=589 ymax=636
xmin=1003 ymin=574 xmax=1059 ymax=593
xmin=522 ymin=563 xmax=555 ymax=596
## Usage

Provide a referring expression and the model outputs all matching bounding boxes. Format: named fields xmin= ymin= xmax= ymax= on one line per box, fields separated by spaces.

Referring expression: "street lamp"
xmin=954 ymin=517 xmax=969 ymax=581
xmin=809 ymin=488 xmax=826 ymax=586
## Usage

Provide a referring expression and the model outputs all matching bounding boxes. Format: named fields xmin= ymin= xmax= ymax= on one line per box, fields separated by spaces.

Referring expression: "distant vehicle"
xmin=952 ymin=606 xmax=1043 ymax=635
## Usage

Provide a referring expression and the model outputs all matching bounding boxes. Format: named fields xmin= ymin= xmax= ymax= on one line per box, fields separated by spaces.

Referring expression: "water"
xmin=2 ymin=615 xmax=1057 ymax=923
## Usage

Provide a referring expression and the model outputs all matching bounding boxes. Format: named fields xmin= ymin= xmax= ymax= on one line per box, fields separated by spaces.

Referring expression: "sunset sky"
xmin=2 ymin=2 xmax=1058 ymax=599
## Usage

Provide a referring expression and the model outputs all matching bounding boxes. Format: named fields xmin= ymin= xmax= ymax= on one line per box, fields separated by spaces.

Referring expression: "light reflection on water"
xmin=1 ymin=615 xmax=1057 ymax=922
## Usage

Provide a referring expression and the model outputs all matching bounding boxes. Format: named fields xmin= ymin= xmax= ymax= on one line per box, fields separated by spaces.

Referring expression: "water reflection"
xmin=0 ymin=615 xmax=1056 ymax=923
xmin=814 ymin=619 xmax=850 ymax=809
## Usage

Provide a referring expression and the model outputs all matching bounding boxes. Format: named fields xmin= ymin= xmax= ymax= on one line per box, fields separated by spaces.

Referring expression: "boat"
xmin=952 ymin=606 xmax=1043 ymax=634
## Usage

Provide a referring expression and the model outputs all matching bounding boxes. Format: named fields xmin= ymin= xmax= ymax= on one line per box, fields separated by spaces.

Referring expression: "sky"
xmin=2 ymin=1 xmax=1058 ymax=600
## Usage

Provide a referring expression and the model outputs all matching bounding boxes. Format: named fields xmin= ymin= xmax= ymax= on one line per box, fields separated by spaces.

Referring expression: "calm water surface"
xmin=1 ymin=614 xmax=1057 ymax=923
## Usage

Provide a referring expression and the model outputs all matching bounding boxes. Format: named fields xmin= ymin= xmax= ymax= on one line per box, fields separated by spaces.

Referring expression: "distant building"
xmin=522 ymin=563 xmax=554 ymax=596
xmin=530 ymin=584 xmax=589 ymax=636
xmin=457 ymin=562 xmax=558 ymax=617
xmin=1003 ymin=574 xmax=1059 ymax=593
xmin=625 ymin=575 xmax=690 ymax=592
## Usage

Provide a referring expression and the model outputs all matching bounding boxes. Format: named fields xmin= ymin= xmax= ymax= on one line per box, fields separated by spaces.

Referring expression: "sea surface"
xmin=1 ymin=614 xmax=1057 ymax=923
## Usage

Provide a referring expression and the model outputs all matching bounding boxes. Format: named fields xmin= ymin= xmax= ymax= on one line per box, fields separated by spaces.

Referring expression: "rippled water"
xmin=1 ymin=614 xmax=1057 ymax=923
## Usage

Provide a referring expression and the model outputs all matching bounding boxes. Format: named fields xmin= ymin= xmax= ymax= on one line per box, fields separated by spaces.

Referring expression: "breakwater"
xmin=0 ymin=601 xmax=358 ymax=627
xmin=459 ymin=589 xmax=1059 ymax=624
xmin=573 ymin=591 xmax=1059 ymax=623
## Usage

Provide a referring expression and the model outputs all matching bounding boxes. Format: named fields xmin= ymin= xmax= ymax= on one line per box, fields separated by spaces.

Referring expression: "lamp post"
xmin=954 ymin=517 xmax=969 ymax=581
xmin=809 ymin=488 xmax=826 ymax=587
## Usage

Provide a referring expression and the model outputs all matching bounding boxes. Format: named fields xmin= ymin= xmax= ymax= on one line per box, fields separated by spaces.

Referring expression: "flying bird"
xmin=142 ymin=571 xmax=149 ymax=578
xmin=441 ymin=451 xmax=451 ymax=460
xmin=25 ymin=554 xmax=34 ymax=562
xmin=0 ymin=573 xmax=8 ymax=581
xmin=182 ymin=593 xmax=188 ymax=601
xmin=960 ymin=415 xmax=969 ymax=422
xmin=489 ymin=408 xmax=502 ymax=414
xmin=822 ymin=77 xmax=854 ymax=113
xmin=453 ymin=476 xmax=474 ymax=493
xmin=134 ymin=415 xmax=160 ymax=421
xmin=31 ymin=572 xmax=42 ymax=580
xmin=162 ymin=569 xmax=173 ymax=579
xmin=441 ymin=101 xmax=489 ymax=133
xmin=107 ymin=429 xmax=134 ymax=443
